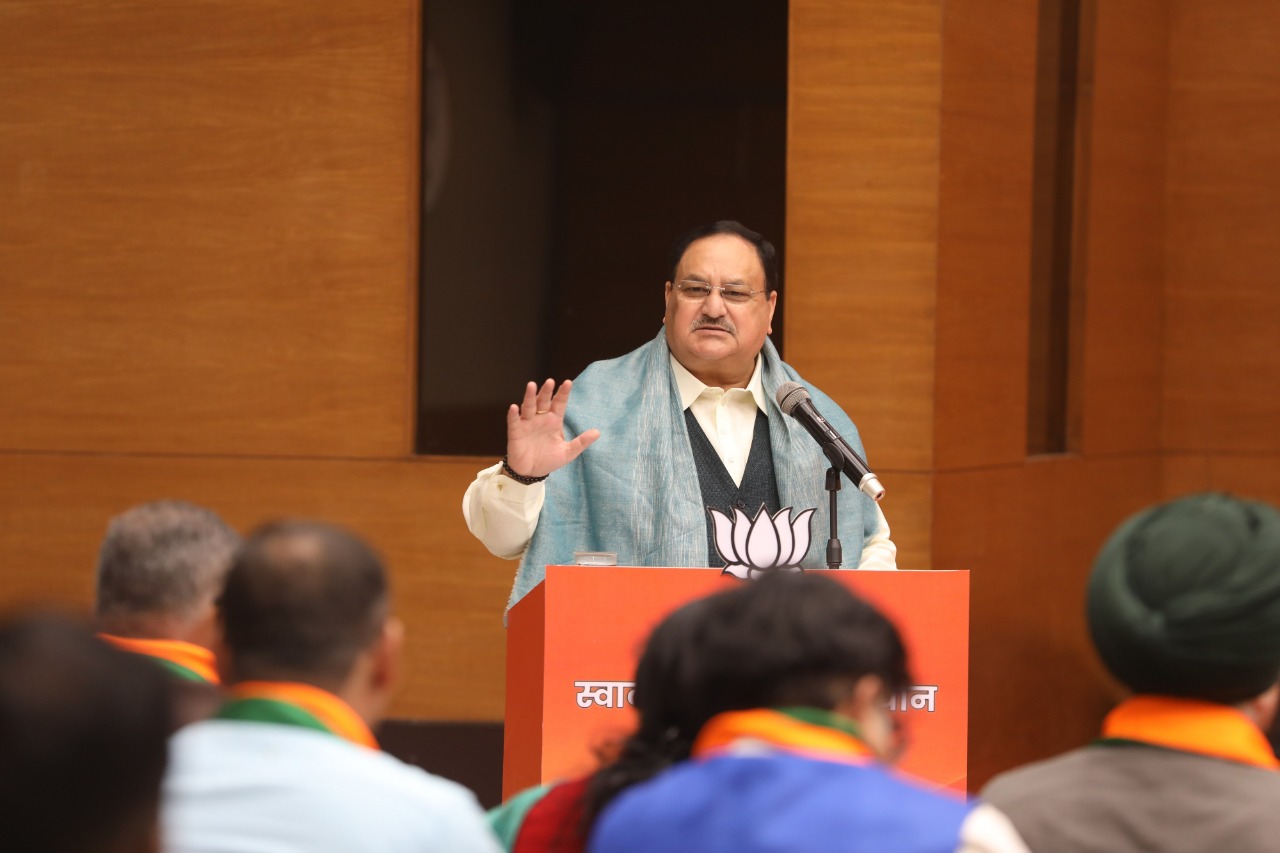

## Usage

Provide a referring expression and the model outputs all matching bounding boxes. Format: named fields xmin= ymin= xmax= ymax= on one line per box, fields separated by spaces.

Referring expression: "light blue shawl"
xmin=509 ymin=329 xmax=878 ymax=609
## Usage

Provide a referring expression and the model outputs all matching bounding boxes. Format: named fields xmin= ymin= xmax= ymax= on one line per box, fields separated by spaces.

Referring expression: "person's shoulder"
xmin=981 ymin=745 xmax=1098 ymax=806
xmin=364 ymin=749 xmax=484 ymax=801
xmin=563 ymin=336 xmax=667 ymax=424
xmin=296 ymin=742 xmax=498 ymax=846
xmin=573 ymin=338 xmax=659 ymax=386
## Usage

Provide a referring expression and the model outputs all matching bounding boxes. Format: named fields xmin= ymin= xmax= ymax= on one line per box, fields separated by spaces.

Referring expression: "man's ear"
xmin=211 ymin=609 xmax=234 ymax=684
xmin=849 ymin=674 xmax=886 ymax=717
xmin=1242 ymin=682 xmax=1280 ymax=732
xmin=372 ymin=616 xmax=404 ymax=693
xmin=187 ymin=600 xmax=222 ymax=651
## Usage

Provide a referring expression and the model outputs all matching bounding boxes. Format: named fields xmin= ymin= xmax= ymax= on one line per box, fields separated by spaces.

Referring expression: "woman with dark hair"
xmin=489 ymin=590 xmax=712 ymax=852
xmin=494 ymin=573 xmax=1025 ymax=851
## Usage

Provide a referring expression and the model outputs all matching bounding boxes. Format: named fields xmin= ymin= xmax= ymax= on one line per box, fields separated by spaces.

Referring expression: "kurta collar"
xmin=669 ymin=351 xmax=767 ymax=413
xmin=1098 ymin=695 xmax=1279 ymax=771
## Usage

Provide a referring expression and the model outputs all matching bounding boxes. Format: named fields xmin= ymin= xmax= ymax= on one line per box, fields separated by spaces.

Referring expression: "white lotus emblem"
xmin=709 ymin=505 xmax=816 ymax=579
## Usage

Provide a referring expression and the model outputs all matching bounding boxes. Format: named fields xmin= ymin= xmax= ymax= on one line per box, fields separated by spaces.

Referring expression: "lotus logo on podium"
xmin=708 ymin=505 xmax=816 ymax=579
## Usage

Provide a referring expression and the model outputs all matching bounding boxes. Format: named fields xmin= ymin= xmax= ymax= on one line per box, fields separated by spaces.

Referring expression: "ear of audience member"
xmin=0 ymin=612 xmax=171 ymax=853
xmin=982 ymin=493 xmax=1280 ymax=853
xmin=95 ymin=500 xmax=240 ymax=726
xmin=162 ymin=520 xmax=500 ymax=853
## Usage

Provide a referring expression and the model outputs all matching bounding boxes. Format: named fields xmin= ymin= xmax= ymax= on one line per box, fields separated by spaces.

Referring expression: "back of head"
xmin=584 ymin=572 xmax=908 ymax=828
xmin=0 ymin=612 xmax=171 ymax=853
xmin=1088 ymin=492 xmax=1280 ymax=703
xmin=219 ymin=520 xmax=389 ymax=689
xmin=663 ymin=571 xmax=911 ymax=724
xmin=95 ymin=500 xmax=240 ymax=637
xmin=667 ymin=220 xmax=780 ymax=294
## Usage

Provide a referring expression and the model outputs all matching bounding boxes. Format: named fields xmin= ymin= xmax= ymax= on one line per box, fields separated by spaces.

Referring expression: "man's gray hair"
xmin=95 ymin=500 xmax=241 ymax=623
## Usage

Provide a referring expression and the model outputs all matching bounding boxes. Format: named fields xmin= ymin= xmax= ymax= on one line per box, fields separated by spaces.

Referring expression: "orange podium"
xmin=504 ymin=566 xmax=969 ymax=798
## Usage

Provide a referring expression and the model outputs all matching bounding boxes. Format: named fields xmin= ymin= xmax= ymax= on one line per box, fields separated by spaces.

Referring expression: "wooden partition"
xmin=1161 ymin=0 xmax=1280 ymax=504
xmin=789 ymin=0 xmax=1170 ymax=786
xmin=0 ymin=0 xmax=509 ymax=721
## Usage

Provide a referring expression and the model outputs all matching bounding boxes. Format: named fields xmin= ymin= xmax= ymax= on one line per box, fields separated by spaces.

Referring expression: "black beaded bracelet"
xmin=501 ymin=455 xmax=549 ymax=485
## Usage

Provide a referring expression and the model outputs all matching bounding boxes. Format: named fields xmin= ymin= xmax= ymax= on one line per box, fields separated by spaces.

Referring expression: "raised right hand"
xmin=504 ymin=379 xmax=600 ymax=480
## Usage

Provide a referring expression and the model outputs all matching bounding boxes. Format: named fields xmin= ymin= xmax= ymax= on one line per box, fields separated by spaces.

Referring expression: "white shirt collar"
xmin=669 ymin=351 xmax=767 ymax=413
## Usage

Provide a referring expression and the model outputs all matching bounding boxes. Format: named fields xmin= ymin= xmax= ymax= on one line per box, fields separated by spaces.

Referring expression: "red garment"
xmin=513 ymin=776 xmax=591 ymax=853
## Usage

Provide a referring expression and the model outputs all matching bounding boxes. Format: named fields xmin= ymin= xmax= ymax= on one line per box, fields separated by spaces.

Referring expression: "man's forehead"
xmin=676 ymin=234 xmax=765 ymax=280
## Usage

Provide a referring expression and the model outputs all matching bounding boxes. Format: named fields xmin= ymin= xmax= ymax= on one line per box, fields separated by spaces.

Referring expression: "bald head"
xmin=218 ymin=520 xmax=389 ymax=690
xmin=95 ymin=501 xmax=240 ymax=641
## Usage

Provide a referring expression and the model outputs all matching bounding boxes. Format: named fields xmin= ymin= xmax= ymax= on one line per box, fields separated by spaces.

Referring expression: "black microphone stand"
xmin=822 ymin=444 xmax=844 ymax=568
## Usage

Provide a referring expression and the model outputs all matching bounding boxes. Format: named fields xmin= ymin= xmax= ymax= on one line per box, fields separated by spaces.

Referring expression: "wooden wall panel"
xmin=787 ymin=0 xmax=942 ymax=474
xmin=1164 ymin=0 xmax=1280 ymax=456
xmin=875 ymin=472 xmax=932 ymax=571
xmin=0 ymin=1 xmax=419 ymax=458
xmin=0 ymin=453 xmax=508 ymax=720
xmin=933 ymin=0 xmax=1037 ymax=470
xmin=1077 ymin=0 xmax=1167 ymax=456
xmin=1164 ymin=454 xmax=1280 ymax=506
xmin=930 ymin=0 xmax=1169 ymax=788
xmin=935 ymin=455 xmax=1160 ymax=786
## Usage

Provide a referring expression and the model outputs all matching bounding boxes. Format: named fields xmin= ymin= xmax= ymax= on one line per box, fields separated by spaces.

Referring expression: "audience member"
xmin=498 ymin=572 xmax=1025 ymax=852
xmin=0 ymin=612 xmax=171 ymax=853
xmin=95 ymin=500 xmax=239 ymax=724
xmin=161 ymin=519 xmax=500 ymax=852
xmin=488 ymin=584 xmax=712 ymax=852
xmin=982 ymin=493 xmax=1280 ymax=851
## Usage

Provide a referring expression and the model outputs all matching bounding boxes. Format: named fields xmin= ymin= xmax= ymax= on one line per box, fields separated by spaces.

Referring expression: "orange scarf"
xmin=693 ymin=708 xmax=875 ymax=765
xmin=225 ymin=681 xmax=378 ymax=749
xmin=98 ymin=634 xmax=220 ymax=684
xmin=1101 ymin=695 xmax=1279 ymax=771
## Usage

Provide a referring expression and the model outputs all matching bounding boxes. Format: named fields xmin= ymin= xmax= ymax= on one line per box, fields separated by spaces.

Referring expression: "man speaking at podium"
xmin=463 ymin=221 xmax=896 ymax=610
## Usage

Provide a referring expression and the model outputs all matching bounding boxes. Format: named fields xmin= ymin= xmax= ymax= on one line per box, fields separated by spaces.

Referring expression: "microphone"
xmin=775 ymin=382 xmax=885 ymax=501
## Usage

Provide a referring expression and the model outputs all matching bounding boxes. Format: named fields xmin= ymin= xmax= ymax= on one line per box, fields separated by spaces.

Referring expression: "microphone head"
xmin=775 ymin=381 xmax=810 ymax=415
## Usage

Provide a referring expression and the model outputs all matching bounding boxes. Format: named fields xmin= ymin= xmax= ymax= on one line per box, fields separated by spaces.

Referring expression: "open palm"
xmin=505 ymin=379 xmax=600 ymax=479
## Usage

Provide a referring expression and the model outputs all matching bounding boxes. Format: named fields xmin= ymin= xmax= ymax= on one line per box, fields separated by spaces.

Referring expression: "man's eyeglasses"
xmin=674 ymin=280 xmax=765 ymax=304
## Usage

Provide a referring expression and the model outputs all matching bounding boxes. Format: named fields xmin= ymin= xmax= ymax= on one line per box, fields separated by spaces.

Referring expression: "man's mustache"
xmin=692 ymin=317 xmax=736 ymax=335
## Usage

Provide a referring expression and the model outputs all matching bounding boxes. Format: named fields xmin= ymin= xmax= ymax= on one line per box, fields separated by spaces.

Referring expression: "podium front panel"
xmin=504 ymin=567 xmax=968 ymax=798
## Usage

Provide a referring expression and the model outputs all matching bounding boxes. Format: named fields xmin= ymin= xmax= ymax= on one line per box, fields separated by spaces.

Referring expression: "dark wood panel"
xmin=380 ymin=720 xmax=504 ymax=808
xmin=0 ymin=0 xmax=420 ymax=458
xmin=0 ymin=452 xmax=509 ymax=720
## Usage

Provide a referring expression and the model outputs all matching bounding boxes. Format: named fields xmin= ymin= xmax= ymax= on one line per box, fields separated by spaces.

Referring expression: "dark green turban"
xmin=1087 ymin=493 xmax=1280 ymax=703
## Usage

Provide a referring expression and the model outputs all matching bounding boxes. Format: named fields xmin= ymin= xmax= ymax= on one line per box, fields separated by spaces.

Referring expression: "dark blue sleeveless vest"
xmin=684 ymin=408 xmax=782 ymax=566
